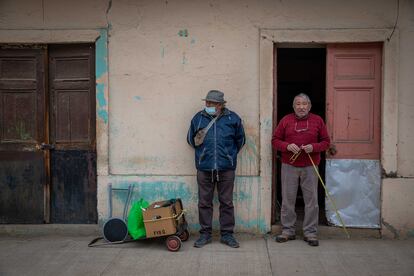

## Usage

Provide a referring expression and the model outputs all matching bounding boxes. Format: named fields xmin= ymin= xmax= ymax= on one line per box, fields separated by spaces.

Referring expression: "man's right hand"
xmin=287 ymin=143 xmax=300 ymax=154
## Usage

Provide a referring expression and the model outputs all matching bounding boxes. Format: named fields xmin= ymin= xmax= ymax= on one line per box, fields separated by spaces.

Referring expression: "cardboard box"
xmin=143 ymin=199 xmax=182 ymax=238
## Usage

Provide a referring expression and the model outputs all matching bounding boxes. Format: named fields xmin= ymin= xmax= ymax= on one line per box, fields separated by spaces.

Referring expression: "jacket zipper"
xmin=214 ymin=117 xmax=217 ymax=170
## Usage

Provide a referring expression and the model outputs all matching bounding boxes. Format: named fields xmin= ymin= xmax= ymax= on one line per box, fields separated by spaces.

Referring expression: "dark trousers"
xmin=197 ymin=170 xmax=235 ymax=236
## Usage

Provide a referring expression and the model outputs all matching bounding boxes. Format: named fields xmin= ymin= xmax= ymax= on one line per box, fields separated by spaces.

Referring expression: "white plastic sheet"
xmin=325 ymin=159 xmax=381 ymax=228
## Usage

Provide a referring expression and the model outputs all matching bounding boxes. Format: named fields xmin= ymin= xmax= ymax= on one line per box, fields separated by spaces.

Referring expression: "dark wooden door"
xmin=0 ymin=44 xmax=97 ymax=224
xmin=0 ymin=47 xmax=46 ymax=223
xmin=49 ymin=44 xmax=97 ymax=223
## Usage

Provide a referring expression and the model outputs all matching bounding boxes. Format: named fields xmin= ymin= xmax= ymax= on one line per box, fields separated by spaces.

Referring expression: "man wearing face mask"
xmin=187 ymin=90 xmax=245 ymax=248
xmin=272 ymin=93 xmax=330 ymax=247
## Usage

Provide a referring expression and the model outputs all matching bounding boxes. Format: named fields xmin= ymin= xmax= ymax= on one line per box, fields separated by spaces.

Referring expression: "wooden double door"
xmin=0 ymin=44 xmax=97 ymax=223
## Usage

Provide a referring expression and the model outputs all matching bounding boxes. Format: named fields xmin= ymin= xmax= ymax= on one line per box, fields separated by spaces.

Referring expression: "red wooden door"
xmin=0 ymin=47 xmax=46 ymax=223
xmin=326 ymin=43 xmax=382 ymax=159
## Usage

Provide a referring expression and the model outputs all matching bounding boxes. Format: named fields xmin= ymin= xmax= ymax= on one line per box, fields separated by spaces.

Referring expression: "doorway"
xmin=0 ymin=44 xmax=97 ymax=223
xmin=272 ymin=45 xmax=327 ymax=225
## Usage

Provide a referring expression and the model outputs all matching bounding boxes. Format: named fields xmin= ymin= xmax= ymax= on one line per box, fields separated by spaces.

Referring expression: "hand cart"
xmin=142 ymin=198 xmax=190 ymax=252
xmin=89 ymin=193 xmax=189 ymax=252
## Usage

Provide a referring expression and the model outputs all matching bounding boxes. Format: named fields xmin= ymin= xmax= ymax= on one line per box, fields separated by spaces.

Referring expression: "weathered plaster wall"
xmin=106 ymin=0 xmax=395 ymax=176
xmin=0 ymin=0 xmax=107 ymax=29
xmin=382 ymin=178 xmax=414 ymax=239
xmin=381 ymin=0 xmax=414 ymax=239
xmin=107 ymin=0 xmax=260 ymax=176
xmin=397 ymin=0 xmax=414 ymax=177
xmin=97 ymin=175 xmax=267 ymax=233
xmin=1 ymin=0 xmax=413 ymax=236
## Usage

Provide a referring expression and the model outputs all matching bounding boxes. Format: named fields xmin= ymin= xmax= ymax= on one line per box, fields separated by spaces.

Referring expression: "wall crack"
xmin=106 ymin=0 xmax=113 ymax=28
xmin=382 ymin=219 xmax=399 ymax=239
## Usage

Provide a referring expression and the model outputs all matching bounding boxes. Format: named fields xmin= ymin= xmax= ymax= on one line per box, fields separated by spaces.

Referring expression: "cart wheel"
xmin=166 ymin=236 xmax=182 ymax=252
xmin=178 ymin=229 xmax=190 ymax=242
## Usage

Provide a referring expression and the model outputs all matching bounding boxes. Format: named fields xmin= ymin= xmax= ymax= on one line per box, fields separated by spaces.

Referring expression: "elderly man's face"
xmin=293 ymin=96 xmax=311 ymax=118
xmin=206 ymin=101 xmax=223 ymax=112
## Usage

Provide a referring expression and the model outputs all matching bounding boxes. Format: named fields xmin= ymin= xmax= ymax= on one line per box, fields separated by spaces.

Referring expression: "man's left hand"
xmin=301 ymin=144 xmax=313 ymax=153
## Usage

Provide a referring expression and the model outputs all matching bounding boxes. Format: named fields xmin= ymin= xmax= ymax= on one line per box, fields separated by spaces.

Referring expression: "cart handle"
xmin=143 ymin=209 xmax=186 ymax=223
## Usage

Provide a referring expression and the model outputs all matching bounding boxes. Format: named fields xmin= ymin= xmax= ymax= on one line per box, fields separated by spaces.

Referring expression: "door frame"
xmin=259 ymin=28 xmax=399 ymax=224
xmin=272 ymin=45 xmax=328 ymax=224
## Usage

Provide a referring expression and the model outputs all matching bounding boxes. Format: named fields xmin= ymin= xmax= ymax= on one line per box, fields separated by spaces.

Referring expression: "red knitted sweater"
xmin=272 ymin=113 xmax=330 ymax=167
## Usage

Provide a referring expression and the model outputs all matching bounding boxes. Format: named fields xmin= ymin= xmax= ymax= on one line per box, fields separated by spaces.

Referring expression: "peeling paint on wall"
xmin=237 ymin=135 xmax=259 ymax=175
xmin=244 ymin=135 xmax=258 ymax=160
xmin=232 ymin=217 xmax=267 ymax=233
xmin=263 ymin=118 xmax=272 ymax=128
xmin=96 ymin=83 xmax=108 ymax=123
xmin=99 ymin=176 xmax=269 ymax=233
xmin=96 ymin=85 xmax=107 ymax=107
xmin=110 ymin=178 xmax=256 ymax=206
xmin=101 ymin=179 xmax=196 ymax=226
xmin=96 ymin=29 xmax=108 ymax=79
xmin=233 ymin=177 xmax=267 ymax=233
xmin=111 ymin=180 xmax=195 ymax=204
xmin=96 ymin=29 xmax=109 ymax=124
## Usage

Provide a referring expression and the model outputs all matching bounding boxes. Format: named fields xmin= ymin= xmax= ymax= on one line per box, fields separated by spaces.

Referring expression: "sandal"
xmin=303 ymin=236 xmax=319 ymax=246
xmin=275 ymin=234 xmax=296 ymax=243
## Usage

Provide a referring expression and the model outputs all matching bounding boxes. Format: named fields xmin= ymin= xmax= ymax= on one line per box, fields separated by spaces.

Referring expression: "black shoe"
xmin=303 ymin=236 xmax=319 ymax=247
xmin=275 ymin=234 xmax=296 ymax=243
xmin=220 ymin=234 xmax=240 ymax=248
xmin=194 ymin=234 xmax=212 ymax=248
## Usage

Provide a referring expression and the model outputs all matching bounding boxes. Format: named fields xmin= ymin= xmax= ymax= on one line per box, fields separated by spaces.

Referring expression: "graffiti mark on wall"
xmin=178 ymin=29 xmax=188 ymax=37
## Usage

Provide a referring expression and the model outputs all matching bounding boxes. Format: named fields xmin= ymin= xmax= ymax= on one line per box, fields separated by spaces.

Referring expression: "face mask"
xmin=205 ymin=106 xmax=216 ymax=115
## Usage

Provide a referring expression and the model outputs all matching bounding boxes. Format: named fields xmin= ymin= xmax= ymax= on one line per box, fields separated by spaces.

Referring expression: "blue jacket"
xmin=187 ymin=108 xmax=245 ymax=171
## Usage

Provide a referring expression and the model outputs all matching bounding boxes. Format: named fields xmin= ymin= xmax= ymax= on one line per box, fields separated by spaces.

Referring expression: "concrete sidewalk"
xmin=0 ymin=231 xmax=413 ymax=276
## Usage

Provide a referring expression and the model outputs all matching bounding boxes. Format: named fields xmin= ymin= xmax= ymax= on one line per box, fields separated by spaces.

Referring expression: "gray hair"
xmin=293 ymin=93 xmax=311 ymax=105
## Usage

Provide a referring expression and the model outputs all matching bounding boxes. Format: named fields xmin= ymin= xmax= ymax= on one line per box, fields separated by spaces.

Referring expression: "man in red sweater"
xmin=272 ymin=93 xmax=330 ymax=246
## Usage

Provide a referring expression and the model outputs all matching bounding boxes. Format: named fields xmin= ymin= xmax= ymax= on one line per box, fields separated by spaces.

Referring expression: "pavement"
xmin=0 ymin=226 xmax=413 ymax=276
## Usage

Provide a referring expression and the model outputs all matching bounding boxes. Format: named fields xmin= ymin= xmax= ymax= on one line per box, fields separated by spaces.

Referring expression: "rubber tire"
xmin=103 ymin=218 xmax=128 ymax=242
xmin=166 ymin=235 xmax=182 ymax=252
xmin=178 ymin=230 xmax=190 ymax=242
